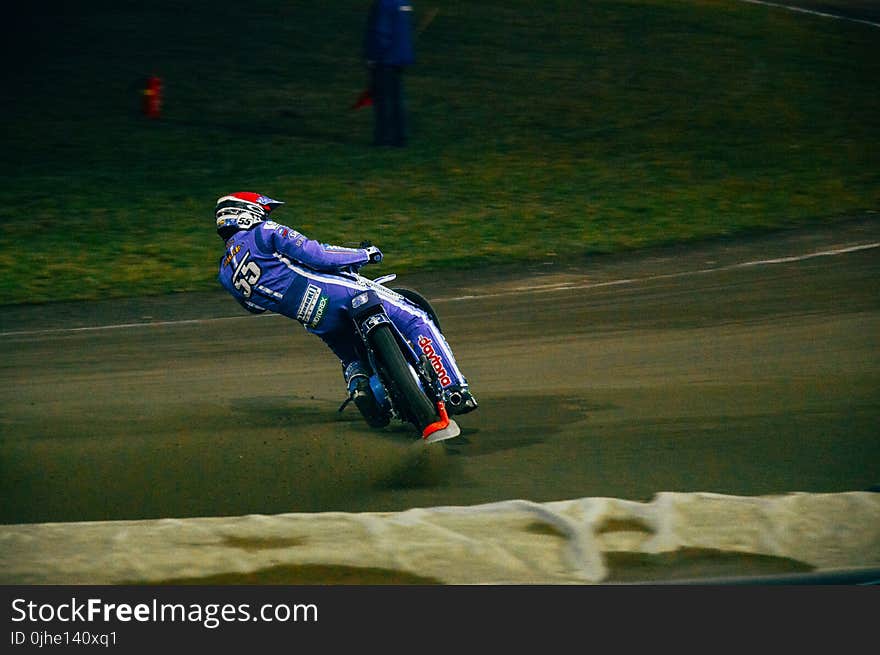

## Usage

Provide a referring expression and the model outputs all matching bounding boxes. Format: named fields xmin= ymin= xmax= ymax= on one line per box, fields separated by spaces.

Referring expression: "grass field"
xmin=2 ymin=0 xmax=878 ymax=305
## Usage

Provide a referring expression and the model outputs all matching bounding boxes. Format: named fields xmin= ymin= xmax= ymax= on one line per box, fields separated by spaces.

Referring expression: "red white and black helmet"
xmin=215 ymin=192 xmax=285 ymax=240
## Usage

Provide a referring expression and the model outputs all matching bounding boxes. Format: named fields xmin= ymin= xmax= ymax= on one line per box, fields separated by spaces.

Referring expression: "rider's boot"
xmin=443 ymin=382 xmax=478 ymax=416
xmin=344 ymin=361 xmax=390 ymax=428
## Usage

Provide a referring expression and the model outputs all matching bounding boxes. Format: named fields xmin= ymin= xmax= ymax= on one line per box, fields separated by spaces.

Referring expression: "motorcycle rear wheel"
xmin=370 ymin=324 xmax=437 ymax=433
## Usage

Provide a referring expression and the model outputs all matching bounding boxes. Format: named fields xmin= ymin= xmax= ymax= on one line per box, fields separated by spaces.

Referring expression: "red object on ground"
xmin=421 ymin=401 xmax=451 ymax=440
xmin=351 ymin=88 xmax=373 ymax=109
xmin=142 ymin=75 xmax=163 ymax=118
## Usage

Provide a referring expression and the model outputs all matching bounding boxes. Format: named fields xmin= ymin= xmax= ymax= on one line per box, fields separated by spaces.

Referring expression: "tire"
xmin=393 ymin=287 xmax=442 ymax=333
xmin=370 ymin=324 xmax=437 ymax=431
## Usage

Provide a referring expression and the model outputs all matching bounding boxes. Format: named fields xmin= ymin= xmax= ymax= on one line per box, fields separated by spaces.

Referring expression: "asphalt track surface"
xmin=2 ymin=217 xmax=878 ymax=528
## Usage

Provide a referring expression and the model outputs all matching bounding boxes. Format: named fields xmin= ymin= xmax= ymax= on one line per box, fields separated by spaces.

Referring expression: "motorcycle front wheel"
xmin=369 ymin=323 xmax=437 ymax=433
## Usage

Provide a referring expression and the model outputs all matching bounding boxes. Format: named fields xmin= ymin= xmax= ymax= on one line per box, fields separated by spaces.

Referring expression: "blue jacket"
xmin=218 ymin=221 xmax=371 ymax=320
xmin=364 ymin=0 xmax=414 ymax=67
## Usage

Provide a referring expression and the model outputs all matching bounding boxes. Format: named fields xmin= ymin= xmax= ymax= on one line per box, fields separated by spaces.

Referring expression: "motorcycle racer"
xmin=215 ymin=191 xmax=478 ymax=423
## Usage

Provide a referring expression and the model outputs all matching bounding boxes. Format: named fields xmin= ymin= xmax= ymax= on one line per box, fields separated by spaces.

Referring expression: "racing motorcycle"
xmin=336 ymin=268 xmax=462 ymax=444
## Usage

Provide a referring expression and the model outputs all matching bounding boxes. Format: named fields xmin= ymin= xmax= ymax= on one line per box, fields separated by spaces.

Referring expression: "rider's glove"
xmin=364 ymin=245 xmax=383 ymax=264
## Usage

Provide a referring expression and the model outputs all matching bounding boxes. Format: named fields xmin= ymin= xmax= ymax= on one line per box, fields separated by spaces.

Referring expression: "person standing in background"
xmin=363 ymin=1 xmax=415 ymax=147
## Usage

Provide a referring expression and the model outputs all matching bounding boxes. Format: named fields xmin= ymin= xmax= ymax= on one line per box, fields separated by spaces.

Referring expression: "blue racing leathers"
xmin=217 ymin=221 xmax=466 ymax=392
